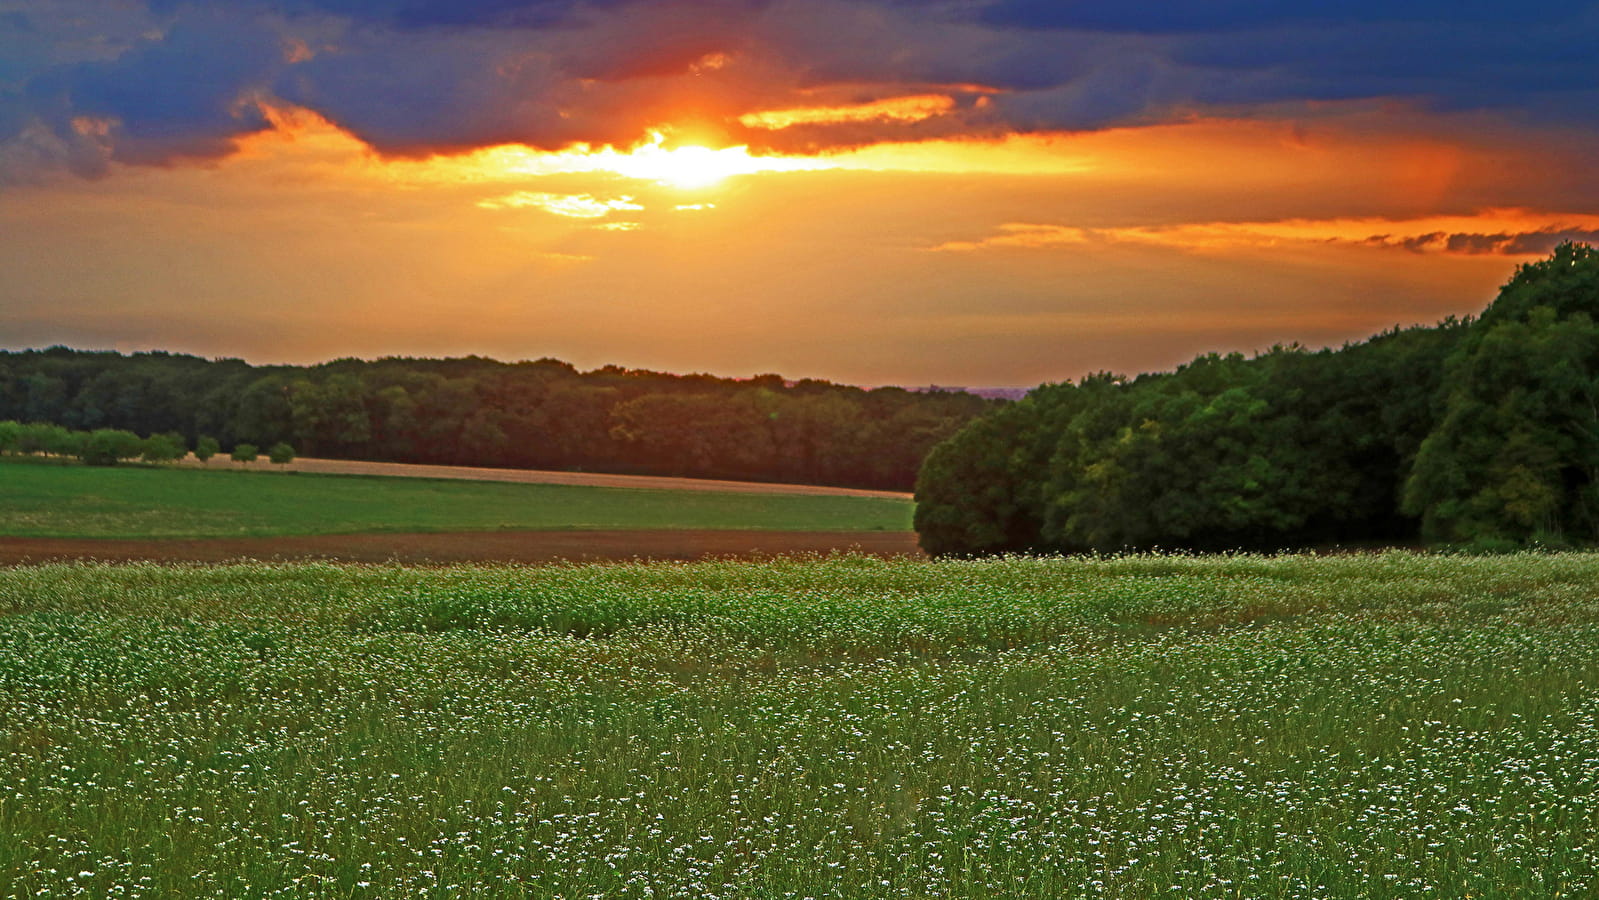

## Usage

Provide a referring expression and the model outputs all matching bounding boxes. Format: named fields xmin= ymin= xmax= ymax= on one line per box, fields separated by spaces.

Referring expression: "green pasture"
xmin=0 ymin=458 xmax=913 ymax=538
xmin=3 ymin=552 xmax=1598 ymax=898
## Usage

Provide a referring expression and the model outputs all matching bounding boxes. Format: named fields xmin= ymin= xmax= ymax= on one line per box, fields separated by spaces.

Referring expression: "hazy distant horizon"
xmin=0 ymin=341 xmax=1053 ymax=398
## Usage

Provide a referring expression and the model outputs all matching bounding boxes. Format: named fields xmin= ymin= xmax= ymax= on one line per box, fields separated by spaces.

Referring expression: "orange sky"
xmin=3 ymin=99 xmax=1596 ymax=386
xmin=7 ymin=2 xmax=1599 ymax=386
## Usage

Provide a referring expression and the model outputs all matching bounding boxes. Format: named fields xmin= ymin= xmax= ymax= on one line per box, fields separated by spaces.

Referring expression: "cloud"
xmin=42 ymin=12 xmax=281 ymax=163
xmin=738 ymin=94 xmax=957 ymax=130
xmin=271 ymin=27 xmax=577 ymax=153
xmin=5 ymin=7 xmax=284 ymax=177
xmin=476 ymin=190 xmax=643 ymax=217
xmin=1361 ymin=228 xmax=1599 ymax=256
xmin=975 ymin=1 xmax=1595 ymax=33
xmin=3 ymin=0 xmax=1599 ymax=179
xmin=932 ymin=210 xmax=1599 ymax=257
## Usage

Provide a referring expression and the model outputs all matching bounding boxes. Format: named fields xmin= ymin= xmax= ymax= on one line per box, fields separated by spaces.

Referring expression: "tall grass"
xmin=3 ymin=553 xmax=1598 ymax=897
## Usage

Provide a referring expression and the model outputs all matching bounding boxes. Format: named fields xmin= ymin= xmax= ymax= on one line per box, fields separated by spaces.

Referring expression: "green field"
xmin=3 ymin=553 xmax=1598 ymax=897
xmin=0 ymin=460 xmax=913 ymax=537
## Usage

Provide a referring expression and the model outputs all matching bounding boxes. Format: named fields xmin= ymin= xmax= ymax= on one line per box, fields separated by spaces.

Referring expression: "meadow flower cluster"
xmin=2 ymin=553 xmax=1598 ymax=897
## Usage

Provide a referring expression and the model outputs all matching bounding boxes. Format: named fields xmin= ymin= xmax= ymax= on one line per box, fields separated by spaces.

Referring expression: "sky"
xmin=3 ymin=1 xmax=1599 ymax=387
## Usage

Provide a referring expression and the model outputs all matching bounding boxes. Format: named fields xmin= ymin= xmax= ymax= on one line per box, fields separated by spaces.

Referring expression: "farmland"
xmin=0 ymin=459 xmax=914 ymax=539
xmin=3 ymin=552 xmax=1598 ymax=897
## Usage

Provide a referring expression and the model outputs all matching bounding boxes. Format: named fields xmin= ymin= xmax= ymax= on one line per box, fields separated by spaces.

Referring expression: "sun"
xmin=645 ymin=144 xmax=738 ymax=189
xmin=605 ymin=135 xmax=827 ymax=189
xmin=622 ymin=142 xmax=742 ymax=189
xmin=432 ymin=129 xmax=832 ymax=189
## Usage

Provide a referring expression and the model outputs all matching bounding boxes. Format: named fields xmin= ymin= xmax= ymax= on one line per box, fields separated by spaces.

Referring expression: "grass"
xmin=0 ymin=458 xmax=914 ymax=538
xmin=2 ymin=552 xmax=1598 ymax=897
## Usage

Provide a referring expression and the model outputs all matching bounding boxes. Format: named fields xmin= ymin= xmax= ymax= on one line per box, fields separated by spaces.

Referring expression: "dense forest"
xmin=0 ymin=352 xmax=993 ymax=491
xmin=916 ymin=243 xmax=1599 ymax=553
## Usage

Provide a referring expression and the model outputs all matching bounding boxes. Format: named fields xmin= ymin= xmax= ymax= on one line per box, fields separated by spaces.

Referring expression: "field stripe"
xmin=0 ymin=529 xmax=923 ymax=565
xmin=175 ymin=455 xmax=914 ymax=500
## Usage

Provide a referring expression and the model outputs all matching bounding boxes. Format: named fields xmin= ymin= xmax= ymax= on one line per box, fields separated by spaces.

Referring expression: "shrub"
xmin=80 ymin=429 xmax=145 ymax=466
xmin=141 ymin=433 xmax=186 ymax=464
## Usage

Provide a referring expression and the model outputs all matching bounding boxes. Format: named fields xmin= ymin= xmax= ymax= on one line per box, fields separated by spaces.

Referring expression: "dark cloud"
xmin=0 ymin=90 xmax=26 ymax=141
xmin=28 ymin=11 xmax=281 ymax=164
xmin=1362 ymin=229 xmax=1599 ymax=256
xmin=2 ymin=0 xmax=1599 ymax=177
xmin=149 ymin=0 xmax=765 ymax=30
xmin=976 ymin=1 xmax=1595 ymax=33
xmin=271 ymin=3 xmax=764 ymax=153
xmin=1497 ymin=231 xmax=1599 ymax=255
xmin=1171 ymin=18 xmax=1599 ymax=112
xmin=148 ymin=0 xmax=568 ymax=28
xmin=272 ymin=29 xmax=570 ymax=152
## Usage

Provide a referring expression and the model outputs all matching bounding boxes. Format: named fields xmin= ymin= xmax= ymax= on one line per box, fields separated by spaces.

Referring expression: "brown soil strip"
xmin=175 ymin=456 xmax=913 ymax=500
xmin=0 ymin=530 xmax=924 ymax=567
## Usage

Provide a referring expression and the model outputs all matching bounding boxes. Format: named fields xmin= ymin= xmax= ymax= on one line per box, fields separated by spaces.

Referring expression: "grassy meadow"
xmin=3 ymin=552 xmax=1598 ymax=897
xmin=0 ymin=459 xmax=913 ymax=538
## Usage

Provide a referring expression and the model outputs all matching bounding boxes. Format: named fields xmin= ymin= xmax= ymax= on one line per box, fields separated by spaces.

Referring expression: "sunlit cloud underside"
xmin=247 ymin=107 xmax=1098 ymax=188
xmin=935 ymin=210 xmax=1599 ymax=259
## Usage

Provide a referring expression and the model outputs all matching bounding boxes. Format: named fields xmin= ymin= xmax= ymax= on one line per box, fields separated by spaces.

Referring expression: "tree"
xmin=457 ymin=410 xmax=509 ymax=462
xmin=231 ymin=443 xmax=259 ymax=464
xmin=195 ymin=436 xmax=220 ymax=464
xmin=18 ymin=422 xmax=83 ymax=457
xmin=914 ymin=318 xmax=1468 ymax=554
xmin=0 ymin=346 xmax=993 ymax=490
xmin=915 ymin=398 xmax=1051 ymax=556
xmin=268 ymin=442 xmax=296 ymax=465
xmin=767 ymin=391 xmax=864 ymax=484
xmin=1404 ymin=243 xmax=1599 ymax=545
xmin=226 ymin=375 xmax=293 ymax=448
xmin=140 ymin=432 xmax=186 ymax=463
xmin=288 ymin=374 xmax=372 ymax=456
xmin=79 ymin=429 xmax=144 ymax=466
xmin=611 ymin=393 xmax=776 ymax=480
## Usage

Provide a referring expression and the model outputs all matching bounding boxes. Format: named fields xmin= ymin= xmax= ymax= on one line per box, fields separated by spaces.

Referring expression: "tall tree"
xmin=1405 ymin=243 xmax=1599 ymax=544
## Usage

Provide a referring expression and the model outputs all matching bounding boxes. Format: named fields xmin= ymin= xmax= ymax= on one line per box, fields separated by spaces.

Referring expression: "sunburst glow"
xmin=243 ymin=107 xmax=1099 ymax=189
xmin=487 ymin=132 xmax=830 ymax=189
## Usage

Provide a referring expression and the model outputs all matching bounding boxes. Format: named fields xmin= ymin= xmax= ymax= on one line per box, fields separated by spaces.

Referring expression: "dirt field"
xmin=176 ymin=455 xmax=913 ymax=500
xmin=0 ymin=530 xmax=924 ymax=566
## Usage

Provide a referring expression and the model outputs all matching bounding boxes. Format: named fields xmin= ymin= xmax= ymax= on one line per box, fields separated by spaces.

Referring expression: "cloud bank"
xmin=2 ymin=0 xmax=1598 ymax=180
xmin=931 ymin=210 xmax=1599 ymax=258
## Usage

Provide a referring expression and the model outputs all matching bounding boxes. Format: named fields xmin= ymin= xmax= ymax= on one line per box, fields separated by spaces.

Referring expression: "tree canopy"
xmin=918 ymin=246 xmax=1599 ymax=554
xmin=1403 ymin=243 xmax=1599 ymax=545
xmin=0 ymin=350 xmax=994 ymax=491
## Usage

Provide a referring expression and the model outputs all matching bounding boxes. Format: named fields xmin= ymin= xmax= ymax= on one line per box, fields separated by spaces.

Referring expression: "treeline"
xmin=916 ymin=243 xmax=1599 ymax=553
xmin=1 ymin=420 xmax=187 ymax=466
xmin=0 ymin=352 xmax=994 ymax=490
xmin=0 ymin=421 xmax=293 ymax=467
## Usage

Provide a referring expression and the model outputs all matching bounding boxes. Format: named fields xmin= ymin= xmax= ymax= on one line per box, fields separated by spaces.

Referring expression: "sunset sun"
xmin=589 ymin=134 xmax=830 ymax=188
xmin=458 ymin=131 xmax=830 ymax=188
xmin=639 ymin=143 xmax=737 ymax=189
